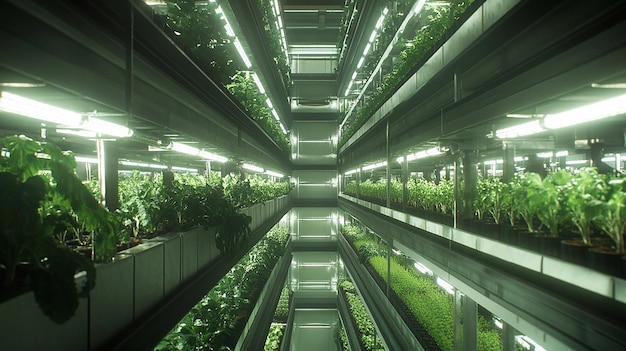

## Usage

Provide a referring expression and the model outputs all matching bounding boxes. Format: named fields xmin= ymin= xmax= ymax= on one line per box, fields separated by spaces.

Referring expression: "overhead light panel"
xmin=495 ymin=120 xmax=545 ymax=139
xmin=199 ymin=150 xmax=227 ymax=163
xmin=362 ymin=161 xmax=387 ymax=171
xmin=171 ymin=141 xmax=200 ymax=156
xmin=233 ymin=38 xmax=252 ymax=68
xmin=243 ymin=163 xmax=264 ymax=173
xmin=265 ymin=170 xmax=284 ymax=178
xmin=543 ymin=93 xmax=626 ymax=129
xmin=251 ymin=73 xmax=265 ymax=94
xmin=0 ymin=91 xmax=82 ymax=125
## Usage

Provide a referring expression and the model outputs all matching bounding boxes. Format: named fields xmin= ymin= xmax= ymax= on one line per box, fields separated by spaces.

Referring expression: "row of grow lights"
xmin=213 ymin=0 xmax=289 ymax=135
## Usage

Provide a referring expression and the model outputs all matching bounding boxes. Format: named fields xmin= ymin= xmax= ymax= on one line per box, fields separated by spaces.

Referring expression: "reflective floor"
xmin=290 ymin=309 xmax=339 ymax=351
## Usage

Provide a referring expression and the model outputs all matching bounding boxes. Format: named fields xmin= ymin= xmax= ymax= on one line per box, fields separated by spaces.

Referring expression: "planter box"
xmin=150 ymin=233 xmax=182 ymax=296
xmin=180 ymin=228 xmax=199 ymax=281
xmin=89 ymin=253 xmax=134 ymax=350
xmin=0 ymin=290 xmax=88 ymax=351
xmin=197 ymin=227 xmax=218 ymax=269
xmin=119 ymin=241 xmax=165 ymax=319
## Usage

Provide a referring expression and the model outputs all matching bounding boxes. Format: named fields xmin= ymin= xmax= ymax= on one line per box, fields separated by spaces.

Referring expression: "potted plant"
xmin=0 ymin=135 xmax=107 ymax=323
xmin=510 ymin=173 xmax=541 ymax=248
xmin=560 ymin=168 xmax=606 ymax=264
xmin=590 ymin=177 xmax=626 ymax=276
xmin=526 ymin=171 xmax=569 ymax=256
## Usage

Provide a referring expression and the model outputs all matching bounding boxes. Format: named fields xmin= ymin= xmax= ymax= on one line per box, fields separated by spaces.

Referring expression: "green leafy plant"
xmin=117 ymin=171 xmax=162 ymax=241
xmin=340 ymin=279 xmax=385 ymax=351
xmin=0 ymin=135 xmax=110 ymax=323
xmin=156 ymin=227 xmax=289 ymax=350
xmin=479 ymin=176 xmax=506 ymax=224
xmin=561 ymin=168 xmax=606 ymax=245
xmin=593 ymin=177 xmax=626 ymax=254
xmin=510 ymin=173 xmax=538 ymax=232
xmin=263 ymin=323 xmax=286 ymax=351
xmin=526 ymin=171 xmax=569 ymax=237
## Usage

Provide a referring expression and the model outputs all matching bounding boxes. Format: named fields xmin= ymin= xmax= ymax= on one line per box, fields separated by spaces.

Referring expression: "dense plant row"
xmin=156 ymin=226 xmax=290 ymax=350
xmin=341 ymin=225 xmax=502 ymax=351
xmin=263 ymin=323 xmax=286 ymax=351
xmin=153 ymin=1 xmax=291 ymax=153
xmin=256 ymin=0 xmax=291 ymax=91
xmin=345 ymin=168 xmax=626 ymax=254
xmin=339 ymin=279 xmax=385 ymax=351
xmin=339 ymin=0 xmax=477 ymax=147
xmin=262 ymin=286 xmax=291 ymax=351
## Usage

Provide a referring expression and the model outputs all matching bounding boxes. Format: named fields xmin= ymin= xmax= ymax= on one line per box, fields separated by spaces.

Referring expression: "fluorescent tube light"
xmin=405 ymin=147 xmax=443 ymax=161
xmin=495 ymin=120 xmax=545 ymax=139
xmin=436 ymin=277 xmax=454 ymax=294
xmin=251 ymin=73 xmax=265 ymax=94
xmin=363 ymin=43 xmax=371 ymax=56
xmin=280 ymin=123 xmax=287 ymax=134
xmin=344 ymin=169 xmax=358 ymax=176
xmin=362 ymin=161 xmax=387 ymax=171
xmin=271 ymin=108 xmax=280 ymax=121
xmin=369 ymin=30 xmax=377 ymax=42
xmin=82 ymin=117 xmax=134 ymax=138
xmin=75 ymin=156 xmax=98 ymax=164
xmin=414 ymin=262 xmax=433 ymax=275
xmin=543 ymin=93 xmax=626 ymax=129
xmin=396 ymin=156 xmax=405 ymax=163
xmin=536 ymin=151 xmax=553 ymax=158
xmin=171 ymin=142 xmax=200 ymax=156
xmin=514 ymin=156 xmax=525 ymax=162
xmin=414 ymin=0 xmax=427 ymax=13
xmin=357 ymin=57 xmax=364 ymax=68
xmin=243 ymin=163 xmax=264 ymax=172
xmin=172 ymin=166 xmax=198 ymax=173
xmin=0 ymin=91 xmax=82 ymax=125
xmin=233 ymin=38 xmax=252 ymax=68
xmin=265 ymin=170 xmax=284 ymax=177
xmin=266 ymin=98 xmax=273 ymax=109
xmin=199 ymin=150 xmax=228 ymax=163
xmin=566 ymin=159 xmax=588 ymax=165
xmin=555 ymin=150 xmax=569 ymax=157
xmin=351 ymin=71 xmax=357 ymax=79
xmin=375 ymin=13 xmax=385 ymax=29
xmin=56 ymin=129 xmax=97 ymax=138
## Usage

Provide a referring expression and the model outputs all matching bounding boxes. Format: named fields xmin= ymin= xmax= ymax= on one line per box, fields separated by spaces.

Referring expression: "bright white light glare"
xmin=75 ymin=156 xmax=98 ymax=163
xmin=392 ymin=249 xmax=402 ymax=255
xmin=199 ymin=150 xmax=228 ymax=163
xmin=0 ymin=91 xmax=82 ymax=126
xmin=406 ymin=147 xmax=443 ymax=161
xmin=436 ymin=277 xmax=454 ymax=294
xmin=280 ymin=123 xmax=287 ymax=134
xmin=495 ymin=120 xmax=545 ymax=139
xmin=383 ymin=7 xmax=389 ymax=15
xmin=357 ymin=57 xmax=365 ymax=68
xmin=566 ymin=159 xmax=588 ymax=165
xmin=369 ymin=30 xmax=377 ymax=42
xmin=396 ymin=156 xmax=405 ymax=163
xmin=277 ymin=15 xmax=283 ymax=29
xmin=362 ymin=161 xmax=387 ymax=171
xmin=375 ymin=14 xmax=385 ymax=29
xmin=414 ymin=262 xmax=433 ymax=275
xmin=224 ymin=23 xmax=235 ymax=37
xmin=266 ymin=98 xmax=273 ymax=109
xmin=243 ymin=163 xmax=264 ymax=173
xmin=363 ymin=43 xmax=371 ymax=56
xmin=602 ymin=156 xmax=616 ymax=162
xmin=515 ymin=336 xmax=546 ymax=351
xmin=273 ymin=0 xmax=280 ymax=16
xmin=352 ymin=71 xmax=357 ymax=79
xmin=251 ymin=73 xmax=265 ymax=94
xmin=172 ymin=166 xmax=198 ymax=173
xmin=414 ymin=0 xmax=427 ymax=13
xmin=537 ymin=151 xmax=553 ymax=158
xmin=483 ymin=159 xmax=503 ymax=166
xmin=271 ymin=109 xmax=280 ymax=121
xmin=514 ymin=156 xmax=526 ymax=162
xmin=493 ymin=318 xmax=504 ymax=329
xmin=120 ymin=160 xmax=167 ymax=170
xmin=544 ymin=93 xmax=626 ymax=129
xmin=555 ymin=150 xmax=569 ymax=157
xmin=82 ymin=116 xmax=134 ymax=138
xmin=233 ymin=38 xmax=252 ymax=68
xmin=344 ymin=168 xmax=358 ymax=176
xmin=56 ymin=129 xmax=97 ymax=138
xmin=265 ymin=170 xmax=284 ymax=177
xmin=171 ymin=142 xmax=200 ymax=156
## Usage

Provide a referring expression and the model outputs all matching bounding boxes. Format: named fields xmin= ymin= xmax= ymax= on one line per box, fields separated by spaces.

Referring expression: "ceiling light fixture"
xmin=362 ymin=161 xmax=387 ymax=171
xmin=243 ymin=163 xmax=264 ymax=173
xmin=265 ymin=170 xmax=284 ymax=178
xmin=543 ymin=93 xmax=626 ymax=129
xmin=251 ymin=73 xmax=265 ymax=94
xmin=199 ymin=150 xmax=228 ymax=163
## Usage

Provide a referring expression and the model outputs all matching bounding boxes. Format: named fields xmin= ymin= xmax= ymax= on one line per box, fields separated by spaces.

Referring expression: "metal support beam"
xmin=503 ymin=144 xmax=515 ymax=183
xmin=386 ymin=120 xmax=391 ymax=208
xmin=503 ymin=321 xmax=517 ymax=351
xmin=462 ymin=151 xmax=478 ymax=220
xmin=402 ymin=158 xmax=408 ymax=212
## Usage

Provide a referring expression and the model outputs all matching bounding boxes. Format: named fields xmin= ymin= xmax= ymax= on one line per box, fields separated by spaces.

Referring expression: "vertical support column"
xmin=462 ymin=151 xmax=478 ymax=220
xmin=402 ymin=158 xmax=408 ymax=212
xmin=453 ymin=153 xmax=461 ymax=228
xmin=387 ymin=238 xmax=392 ymax=298
xmin=125 ymin=3 xmax=134 ymax=125
xmin=463 ymin=295 xmax=478 ymax=351
xmin=502 ymin=322 xmax=516 ymax=351
xmin=386 ymin=120 xmax=391 ymax=208
xmin=454 ymin=290 xmax=464 ymax=351
xmin=103 ymin=142 xmax=119 ymax=212
xmin=356 ymin=167 xmax=361 ymax=199
xmin=503 ymin=143 xmax=515 ymax=183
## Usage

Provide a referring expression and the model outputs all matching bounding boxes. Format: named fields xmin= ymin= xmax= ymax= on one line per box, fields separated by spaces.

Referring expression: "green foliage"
xmin=526 ymin=171 xmax=570 ymax=237
xmin=227 ymin=72 xmax=291 ymax=154
xmin=0 ymin=135 xmax=101 ymax=323
xmin=341 ymin=224 xmax=366 ymax=243
xmin=256 ymin=0 xmax=291 ymax=91
xmin=273 ymin=287 xmax=291 ymax=323
xmin=339 ymin=0 xmax=476 ymax=148
xmin=593 ymin=177 xmax=626 ymax=254
xmin=156 ymin=227 xmax=289 ymax=350
xmin=263 ymin=323 xmax=286 ymax=351
xmin=561 ymin=168 xmax=606 ymax=245
xmin=510 ymin=173 xmax=538 ymax=232
xmin=478 ymin=176 xmax=506 ymax=224
xmin=223 ymin=173 xmax=293 ymax=209
xmin=340 ymin=280 xmax=385 ymax=351
xmin=357 ymin=242 xmax=380 ymax=264
xmin=117 ymin=171 xmax=163 ymax=240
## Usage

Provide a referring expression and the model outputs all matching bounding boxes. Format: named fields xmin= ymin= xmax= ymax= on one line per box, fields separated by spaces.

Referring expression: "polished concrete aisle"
xmin=290 ymin=309 xmax=339 ymax=351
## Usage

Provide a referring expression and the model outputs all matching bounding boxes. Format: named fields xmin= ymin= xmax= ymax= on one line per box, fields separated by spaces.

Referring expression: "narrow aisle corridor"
xmin=290 ymin=309 xmax=339 ymax=351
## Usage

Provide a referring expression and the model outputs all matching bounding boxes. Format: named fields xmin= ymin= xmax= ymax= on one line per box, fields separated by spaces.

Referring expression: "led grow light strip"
xmin=396 ymin=146 xmax=443 ymax=163
xmin=362 ymin=161 xmax=387 ymax=171
xmin=243 ymin=163 xmax=264 ymax=173
xmin=341 ymin=0 xmax=427 ymax=127
xmin=0 ymin=92 xmax=133 ymax=138
xmin=170 ymin=142 xmax=228 ymax=163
